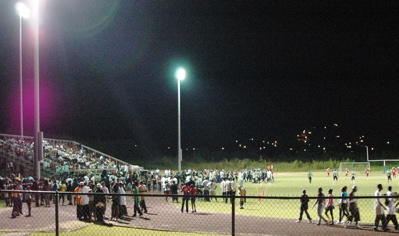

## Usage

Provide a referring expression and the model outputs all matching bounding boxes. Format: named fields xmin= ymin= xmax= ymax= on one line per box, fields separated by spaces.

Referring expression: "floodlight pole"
xmin=33 ymin=0 xmax=41 ymax=180
xmin=176 ymin=68 xmax=186 ymax=174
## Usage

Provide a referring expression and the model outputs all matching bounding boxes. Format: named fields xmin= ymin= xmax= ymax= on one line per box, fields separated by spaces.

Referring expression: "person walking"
xmin=313 ymin=187 xmax=329 ymax=225
xmin=347 ymin=186 xmax=362 ymax=229
xmin=373 ymin=184 xmax=387 ymax=231
xmin=385 ymin=186 xmax=399 ymax=230
xmin=324 ymin=189 xmax=334 ymax=225
xmin=296 ymin=190 xmax=312 ymax=223
xmin=336 ymin=186 xmax=350 ymax=224
xmin=307 ymin=171 xmax=313 ymax=184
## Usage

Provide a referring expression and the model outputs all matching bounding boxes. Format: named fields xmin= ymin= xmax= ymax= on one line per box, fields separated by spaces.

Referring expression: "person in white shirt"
xmin=220 ymin=178 xmax=228 ymax=203
xmin=374 ymin=184 xmax=387 ymax=231
xmin=80 ymin=182 xmax=91 ymax=221
xmin=385 ymin=186 xmax=399 ymax=230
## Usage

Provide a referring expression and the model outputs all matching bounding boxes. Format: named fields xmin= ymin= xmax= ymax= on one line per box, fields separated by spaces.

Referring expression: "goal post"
xmin=338 ymin=162 xmax=370 ymax=173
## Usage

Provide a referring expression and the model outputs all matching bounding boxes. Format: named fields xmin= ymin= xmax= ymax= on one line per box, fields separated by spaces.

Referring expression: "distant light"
xmin=371 ymin=147 xmax=374 ymax=151
xmin=243 ymin=146 xmax=247 ymax=149
xmin=387 ymin=141 xmax=390 ymax=144
xmin=236 ymin=140 xmax=238 ymax=143
xmin=289 ymin=148 xmax=293 ymax=151
xmin=193 ymin=148 xmax=195 ymax=151
xmin=221 ymin=147 xmax=224 ymax=150
xmin=168 ymin=147 xmax=170 ymax=149
xmin=176 ymin=68 xmax=186 ymax=81
xmin=334 ymin=124 xmax=338 ymax=127
xmin=336 ymin=135 xmax=340 ymax=138
xmin=15 ymin=2 xmax=30 ymax=19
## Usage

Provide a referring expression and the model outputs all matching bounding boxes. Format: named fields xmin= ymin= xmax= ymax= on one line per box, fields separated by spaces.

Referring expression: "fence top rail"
xmin=0 ymin=189 xmax=391 ymax=199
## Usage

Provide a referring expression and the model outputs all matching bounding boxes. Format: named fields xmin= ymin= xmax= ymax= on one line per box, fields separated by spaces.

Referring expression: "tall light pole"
xmin=15 ymin=2 xmax=30 ymax=138
xmin=176 ymin=68 xmax=186 ymax=174
xmin=32 ymin=0 xmax=42 ymax=180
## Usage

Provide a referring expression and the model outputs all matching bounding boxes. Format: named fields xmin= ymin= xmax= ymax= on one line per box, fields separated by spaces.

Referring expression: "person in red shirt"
xmin=326 ymin=168 xmax=330 ymax=177
xmin=181 ymin=183 xmax=191 ymax=213
xmin=366 ymin=168 xmax=370 ymax=177
xmin=190 ymin=184 xmax=197 ymax=213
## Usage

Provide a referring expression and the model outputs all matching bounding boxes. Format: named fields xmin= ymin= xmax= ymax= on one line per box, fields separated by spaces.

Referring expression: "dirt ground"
xmin=0 ymin=196 xmax=394 ymax=236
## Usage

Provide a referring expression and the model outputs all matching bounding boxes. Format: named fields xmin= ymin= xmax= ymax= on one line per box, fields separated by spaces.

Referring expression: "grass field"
xmin=179 ymin=171 xmax=395 ymax=223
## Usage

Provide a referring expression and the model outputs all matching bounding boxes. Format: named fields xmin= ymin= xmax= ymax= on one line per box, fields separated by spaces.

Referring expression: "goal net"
xmin=338 ymin=162 xmax=370 ymax=173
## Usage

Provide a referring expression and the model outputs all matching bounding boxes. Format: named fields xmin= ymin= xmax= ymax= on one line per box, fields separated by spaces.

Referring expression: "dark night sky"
xmin=0 ymin=0 xmax=398 ymax=152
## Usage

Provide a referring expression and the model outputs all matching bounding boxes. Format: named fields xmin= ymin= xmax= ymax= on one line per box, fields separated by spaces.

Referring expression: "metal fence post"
xmin=232 ymin=194 xmax=235 ymax=236
xmin=55 ymin=191 xmax=59 ymax=236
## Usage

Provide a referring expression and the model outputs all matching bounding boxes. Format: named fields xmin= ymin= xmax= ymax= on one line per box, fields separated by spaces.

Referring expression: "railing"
xmin=0 ymin=190 xmax=395 ymax=235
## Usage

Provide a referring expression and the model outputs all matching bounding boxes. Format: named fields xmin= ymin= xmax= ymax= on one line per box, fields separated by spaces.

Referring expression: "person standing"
xmin=326 ymin=168 xmax=330 ymax=177
xmin=221 ymin=178 xmax=228 ymax=203
xmin=170 ymin=181 xmax=179 ymax=203
xmin=181 ymin=183 xmax=191 ymax=213
xmin=238 ymin=186 xmax=246 ymax=209
xmin=374 ymin=184 xmax=387 ymax=231
xmin=351 ymin=171 xmax=356 ymax=184
xmin=111 ymin=184 xmax=119 ymax=221
xmin=190 ymin=184 xmax=197 ymax=213
xmin=347 ymin=186 xmax=362 ymax=229
xmin=80 ymin=182 xmax=90 ymax=221
xmin=387 ymin=170 xmax=392 ymax=183
xmin=24 ymin=185 xmax=32 ymax=217
xmin=332 ymin=169 xmax=339 ymax=184
xmin=132 ymin=182 xmax=143 ymax=217
xmin=313 ymin=187 xmax=329 ymax=225
xmin=307 ymin=171 xmax=312 ymax=184
xmin=209 ymin=179 xmax=218 ymax=202
xmin=74 ymin=182 xmax=83 ymax=220
xmin=93 ymin=184 xmax=106 ymax=224
xmin=324 ymin=189 xmax=334 ymax=225
xmin=138 ymin=181 xmax=148 ymax=213
xmin=296 ymin=190 xmax=312 ymax=223
xmin=385 ymin=186 xmax=399 ymax=230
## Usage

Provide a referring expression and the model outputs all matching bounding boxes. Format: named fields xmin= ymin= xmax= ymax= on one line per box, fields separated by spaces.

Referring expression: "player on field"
xmin=366 ymin=168 xmax=370 ymax=177
xmin=345 ymin=168 xmax=350 ymax=179
xmin=308 ymin=171 xmax=313 ymax=184
xmin=332 ymin=169 xmax=339 ymax=185
xmin=326 ymin=168 xmax=330 ymax=177
xmin=392 ymin=167 xmax=396 ymax=178
xmin=351 ymin=171 xmax=356 ymax=184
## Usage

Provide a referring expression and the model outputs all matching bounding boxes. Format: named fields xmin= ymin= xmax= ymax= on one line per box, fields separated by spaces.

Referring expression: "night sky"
xmin=0 ymin=1 xmax=398 ymax=152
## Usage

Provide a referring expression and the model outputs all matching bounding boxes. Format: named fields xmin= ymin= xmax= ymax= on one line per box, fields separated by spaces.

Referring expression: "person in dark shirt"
xmin=93 ymin=184 xmax=106 ymax=224
xmin=296 ymin=189 xmax=312 ymax=223
xmin=170 ymin=181 xmax=179 ymax=203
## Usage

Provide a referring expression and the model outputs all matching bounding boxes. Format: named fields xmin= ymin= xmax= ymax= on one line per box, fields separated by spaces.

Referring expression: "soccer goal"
xmin=338 ymin=162 xmax=370 ymax=173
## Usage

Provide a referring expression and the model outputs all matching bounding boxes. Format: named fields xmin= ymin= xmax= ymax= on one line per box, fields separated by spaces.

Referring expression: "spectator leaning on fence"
xmin=373 ymin=184 xmax=388 ymax=231
xmin=296 ymin=189 xmax=312 ymax=223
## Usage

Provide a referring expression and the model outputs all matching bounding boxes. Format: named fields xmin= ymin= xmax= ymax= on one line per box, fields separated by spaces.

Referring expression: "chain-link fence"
xmin=0 ymin=190 xmax=396 ymax=235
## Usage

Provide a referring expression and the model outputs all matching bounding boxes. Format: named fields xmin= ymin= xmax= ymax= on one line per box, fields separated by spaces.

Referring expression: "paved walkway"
xmin=0 ymin=196 xmax=393 ymax=235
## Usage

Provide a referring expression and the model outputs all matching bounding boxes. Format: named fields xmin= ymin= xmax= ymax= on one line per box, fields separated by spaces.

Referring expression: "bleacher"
xmin=0 ymin=133 xmax=143 ymax=178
